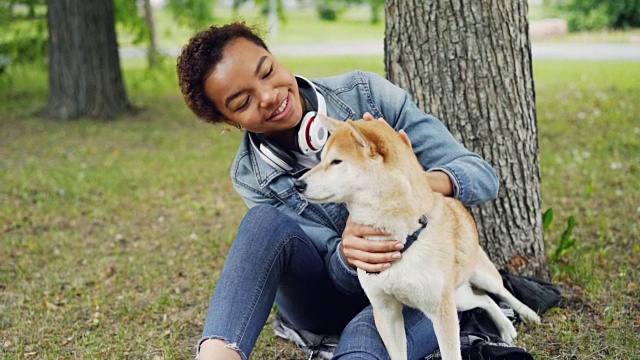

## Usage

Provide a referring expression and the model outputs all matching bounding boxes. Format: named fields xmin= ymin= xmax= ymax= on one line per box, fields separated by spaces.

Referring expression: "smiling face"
xmin=203 ymin=38 xmax=306 ymax=136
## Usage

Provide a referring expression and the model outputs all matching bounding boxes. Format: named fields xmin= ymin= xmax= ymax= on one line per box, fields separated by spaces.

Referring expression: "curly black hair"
xmin=176 ymin=22 xmax=269 ymax=124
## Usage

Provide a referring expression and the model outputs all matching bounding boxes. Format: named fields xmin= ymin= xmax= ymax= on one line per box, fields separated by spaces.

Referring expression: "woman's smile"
xmin=268 ymin=93 xmax=292 ymax=122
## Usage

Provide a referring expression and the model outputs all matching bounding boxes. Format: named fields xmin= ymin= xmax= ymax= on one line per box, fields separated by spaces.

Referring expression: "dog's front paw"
xmin=500 ymin=325 xmax=518 ymax=344
xmin=518 ymin=307 xmax=541 ymax=324
xmin=492 ymin=314 xmax=518 ymax=344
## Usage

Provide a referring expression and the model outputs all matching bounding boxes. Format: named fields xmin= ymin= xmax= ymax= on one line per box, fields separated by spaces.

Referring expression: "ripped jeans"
xmin=197 ymin=204 xmax=440 ymax=359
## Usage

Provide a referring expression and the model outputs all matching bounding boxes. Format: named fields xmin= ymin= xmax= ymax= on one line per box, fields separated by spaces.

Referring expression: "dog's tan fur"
xmin=296 ymin=117 xmax=540 ymax=360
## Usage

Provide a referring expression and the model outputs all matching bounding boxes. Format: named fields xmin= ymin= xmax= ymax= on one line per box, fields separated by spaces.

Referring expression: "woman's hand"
xmin=341 ymin=216 xmax=404 ymax=273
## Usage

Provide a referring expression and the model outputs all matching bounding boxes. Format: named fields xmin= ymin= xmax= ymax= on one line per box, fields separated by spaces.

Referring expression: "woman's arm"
xmin=426 ymin=171 xmax=454 ymax=197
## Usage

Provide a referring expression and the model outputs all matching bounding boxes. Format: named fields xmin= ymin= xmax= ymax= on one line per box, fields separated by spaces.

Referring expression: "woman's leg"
xmin=333 ymin=306 xmax=440 ymax=360
xmin=274 ymin=237 xmax=369 ymax=335
xmin=198 ymin=204 xmax=367 ymax=359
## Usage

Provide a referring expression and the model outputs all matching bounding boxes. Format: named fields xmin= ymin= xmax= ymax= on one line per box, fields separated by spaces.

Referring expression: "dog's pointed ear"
xmin=317 ymin=114 xmax=343 ymax=135
xmin=345 ymin=120 xmax=370 ymax=151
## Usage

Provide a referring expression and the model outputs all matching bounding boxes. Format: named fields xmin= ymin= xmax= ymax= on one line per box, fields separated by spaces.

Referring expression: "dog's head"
xmin=294 ymin=115 xmax=414 ymax=205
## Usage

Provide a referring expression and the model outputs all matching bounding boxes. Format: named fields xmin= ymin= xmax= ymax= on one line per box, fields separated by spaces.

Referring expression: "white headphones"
xmin=249 ymin=76 xmax=328 ymax=172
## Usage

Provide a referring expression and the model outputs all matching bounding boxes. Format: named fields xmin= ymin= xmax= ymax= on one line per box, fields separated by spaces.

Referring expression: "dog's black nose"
xmin=294 ymin=179 xmax=307 ymax=193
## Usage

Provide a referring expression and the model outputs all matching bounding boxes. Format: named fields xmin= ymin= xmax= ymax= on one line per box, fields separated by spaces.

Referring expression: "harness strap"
xmin=367 ymin=214 xmax=428 ymax=275
xmin=400 ymin=215 xmax=429 ymax=254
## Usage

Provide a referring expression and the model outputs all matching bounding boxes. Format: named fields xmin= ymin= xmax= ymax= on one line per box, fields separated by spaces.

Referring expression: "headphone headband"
xmin=297 ymin=75 xmax=327 ymax=119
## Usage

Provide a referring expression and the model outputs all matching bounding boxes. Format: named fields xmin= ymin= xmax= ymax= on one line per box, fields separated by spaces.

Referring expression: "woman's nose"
xmin=257 ymin=86 xmax=277 ymax=108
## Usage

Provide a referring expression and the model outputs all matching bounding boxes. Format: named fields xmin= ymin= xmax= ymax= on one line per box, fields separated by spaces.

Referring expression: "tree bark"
xmin=385 ymin=0 xmax=548 ymax=278
xmin=44 ymin=0 xmax=130 ymax=120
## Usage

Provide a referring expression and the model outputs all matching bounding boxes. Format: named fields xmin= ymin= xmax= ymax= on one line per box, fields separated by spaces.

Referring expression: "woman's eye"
xmin=238 ymin=97 xmax=250 ymax=110
xmin=330 ymin=159 xmax=342 ymax=165
xmin=263 ymin=66 xmax=273 ymax=79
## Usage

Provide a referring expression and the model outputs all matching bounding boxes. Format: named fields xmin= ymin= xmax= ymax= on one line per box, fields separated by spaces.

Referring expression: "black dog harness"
xmin=367 ymin=215 xmax=428 ymax=275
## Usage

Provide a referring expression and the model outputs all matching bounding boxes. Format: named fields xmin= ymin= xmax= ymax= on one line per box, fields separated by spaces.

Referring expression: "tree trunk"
xmin=143 ymin=0 xmax=159 ymax=68
xmin=384 ymin=0 xmax=548 ymax=278
xmin=44 ymin=0 xmax=130 ymax=120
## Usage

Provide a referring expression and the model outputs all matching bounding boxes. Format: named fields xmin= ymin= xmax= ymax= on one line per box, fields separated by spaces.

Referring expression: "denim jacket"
xmin=230 ymin=70 xmax=499 ymax=296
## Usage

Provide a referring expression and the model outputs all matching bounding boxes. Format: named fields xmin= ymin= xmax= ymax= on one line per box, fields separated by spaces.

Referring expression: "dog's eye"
xmin=330 ymin=159 xmax=342 ymax=165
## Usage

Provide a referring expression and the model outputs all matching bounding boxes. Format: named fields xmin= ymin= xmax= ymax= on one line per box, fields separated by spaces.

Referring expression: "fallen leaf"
xmin=44 ymin=300 xmax=59 ymax=311
xmin=104 ymin=266 xmax=116 ymax=278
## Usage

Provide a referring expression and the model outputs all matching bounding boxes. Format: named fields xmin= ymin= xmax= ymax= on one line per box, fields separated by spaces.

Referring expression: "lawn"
xmin=1 ymin=54 xmax=638 ymax=359
xmin=519 ymin=61 xmax=640 ymax=358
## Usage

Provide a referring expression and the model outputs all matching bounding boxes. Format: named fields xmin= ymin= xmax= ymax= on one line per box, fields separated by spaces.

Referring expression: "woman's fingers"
xmin=343 ymin=233 xmax=402 ymax=252
xmin=398 ymin=129 xmax=413 ymax=149
xmin=342 ymin=216 xmax=405 ymax=271
xmin=363 ymin=112 xmax=386 ymax=123
xmin=342 ymin=238 xmax=403 ymax=272
xmin=343 ymin=216 xmax=391 ymax=238
xmin=342 ymin=244 xmax=403 ymax=272
xmin=362 ymin=112 xmax=375 ymax=121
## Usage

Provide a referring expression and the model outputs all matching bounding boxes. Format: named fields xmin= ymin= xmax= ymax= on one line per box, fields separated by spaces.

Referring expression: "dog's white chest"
xmin=357 ymin=247 xmax=444 ymax=311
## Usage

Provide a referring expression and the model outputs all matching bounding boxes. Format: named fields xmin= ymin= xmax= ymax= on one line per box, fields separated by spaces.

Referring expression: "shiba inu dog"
xmin=294 ymin=116 xmax=540 ymax=360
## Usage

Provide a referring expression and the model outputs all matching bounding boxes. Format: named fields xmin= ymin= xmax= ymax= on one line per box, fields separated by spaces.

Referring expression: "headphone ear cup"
xmin=297 ymin=111 xmax=328 ymax=155
xmin=259 ymin=140 xmax=297 ymax=171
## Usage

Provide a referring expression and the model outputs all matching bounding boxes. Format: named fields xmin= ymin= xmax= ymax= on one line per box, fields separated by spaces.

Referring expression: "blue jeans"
xmin=199 ymin=204 xmax=440 ymax=359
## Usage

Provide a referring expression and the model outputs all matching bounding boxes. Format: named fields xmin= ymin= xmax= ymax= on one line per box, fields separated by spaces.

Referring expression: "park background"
xmin=1 ymin=0 xmax=639 ymax=359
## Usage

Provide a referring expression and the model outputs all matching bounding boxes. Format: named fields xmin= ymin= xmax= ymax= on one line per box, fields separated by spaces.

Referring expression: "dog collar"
xmin=401 ymin=215 xmax=429 ymax=254
xmin=367 ymin=215 xmax=429 ymax=275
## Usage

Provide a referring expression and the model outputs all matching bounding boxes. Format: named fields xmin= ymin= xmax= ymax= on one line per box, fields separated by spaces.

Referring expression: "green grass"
xmin=522 ymin=61 xmax=640 ymax=358
xmin=1 ymin=53 xmax=639 ymax=359
xmin=118 ymin=6 xmax=385 ymax=50
xmin=1 ymin=62 xmax=246 ymax=359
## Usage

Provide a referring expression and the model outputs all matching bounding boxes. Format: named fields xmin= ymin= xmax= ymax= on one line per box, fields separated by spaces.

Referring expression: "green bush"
xmin=315 ymin=0 xmax=349 ymax=21
xmin=317 ymin=4 xmax=339 ymax=21
xmin=545 ymin=0 xmax=640 ymax=31
xmin=0 ymin=18 xmax=48 ymax=65
xmin=609 ymin=0 xmax=640 ymax=27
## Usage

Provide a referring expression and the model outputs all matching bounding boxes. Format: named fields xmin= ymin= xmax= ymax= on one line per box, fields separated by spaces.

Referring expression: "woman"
xmin=177 ymin=22 xmax=499 ymax=360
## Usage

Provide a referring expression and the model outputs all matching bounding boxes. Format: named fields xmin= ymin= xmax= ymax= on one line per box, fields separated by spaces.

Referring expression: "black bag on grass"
xmin=273 ymin=271 xmax=561 ymax=359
